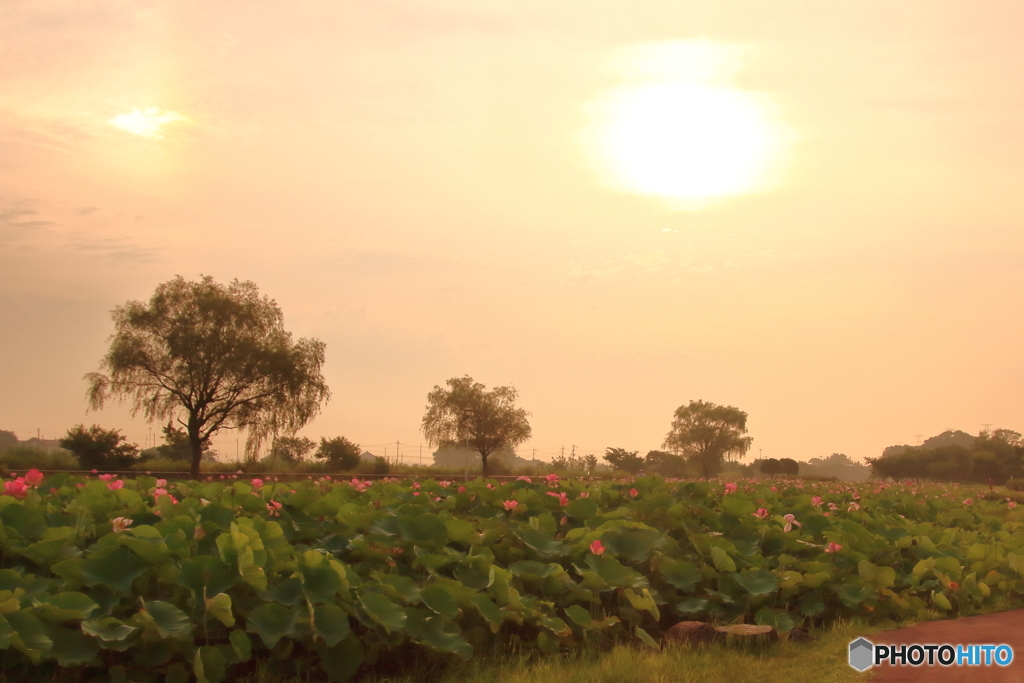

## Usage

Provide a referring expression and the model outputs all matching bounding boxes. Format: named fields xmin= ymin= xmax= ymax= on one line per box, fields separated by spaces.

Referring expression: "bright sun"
xmin=109 ymin=107 xmax=187 ymax=138
xmin=583 ymin=41 xmax=790 ymax=208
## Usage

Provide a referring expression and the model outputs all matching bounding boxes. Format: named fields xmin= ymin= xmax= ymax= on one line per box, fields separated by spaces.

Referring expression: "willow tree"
xmin=86 ymin=276 xmax=330 ymax=478
xmin=663 ymin=400 xmax=753 ymax=478
xmin=421 ymin=376 xmax=531 ymax=477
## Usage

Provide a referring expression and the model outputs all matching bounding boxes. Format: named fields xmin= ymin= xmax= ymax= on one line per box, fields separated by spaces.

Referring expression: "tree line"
xmin=39 ymin=275 xmax=756 ymax=478
xmin=866 ymin=429 xmax=1023 ymax=484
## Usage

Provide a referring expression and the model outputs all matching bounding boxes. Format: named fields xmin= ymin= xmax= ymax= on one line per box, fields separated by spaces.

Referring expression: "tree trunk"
xmin=188 ymin=416 xmax=203 ymax=480
xmin=480 ymin=451 xmax=489 ymax=478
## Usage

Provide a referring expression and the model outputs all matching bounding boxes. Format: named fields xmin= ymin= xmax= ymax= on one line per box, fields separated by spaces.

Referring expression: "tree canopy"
xmin=86 ymin=276 xmax=330 ymax=478
xmin=663 ymin=400 xmax=753 ymax=478
xmin=421 ymin=375 xmax=531 ymax=477
xmin=59 ymin=424 xmax=139 ymax=470
xmin=315 ymin=436 xmax=361 ymax=470
xmin=603 ymin=447 xmax=644 ymax=474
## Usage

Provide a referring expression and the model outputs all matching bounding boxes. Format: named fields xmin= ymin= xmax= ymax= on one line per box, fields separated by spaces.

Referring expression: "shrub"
xmin=58 ymin=425 xmax=139 ymax=470
xmin=1006 ymin=478 xmax=1024 ymax=492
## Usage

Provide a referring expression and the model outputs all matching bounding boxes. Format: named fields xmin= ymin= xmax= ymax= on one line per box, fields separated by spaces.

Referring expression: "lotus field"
xmin=0 ymin=470 xmax=1022 ymax=681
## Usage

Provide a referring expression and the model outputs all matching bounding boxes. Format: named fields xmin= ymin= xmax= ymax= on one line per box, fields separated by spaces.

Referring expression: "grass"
xmin=231 ymin=620 xmax=884 ymax=683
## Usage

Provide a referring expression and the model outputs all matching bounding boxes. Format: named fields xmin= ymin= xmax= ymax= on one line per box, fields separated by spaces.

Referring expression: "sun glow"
xmin=582 ymin=41 xmax=790 ymax=208
xmin=109 ymin=107 xmax=187 ymax=138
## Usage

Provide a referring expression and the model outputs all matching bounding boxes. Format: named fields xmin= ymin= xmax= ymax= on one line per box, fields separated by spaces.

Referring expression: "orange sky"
xmin=2 ymin=1 xmax=1022 ymax=464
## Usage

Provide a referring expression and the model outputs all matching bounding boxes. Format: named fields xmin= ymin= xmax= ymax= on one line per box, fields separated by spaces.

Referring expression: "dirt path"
xmin=868 ymin=609 xmax=1024 ymax=683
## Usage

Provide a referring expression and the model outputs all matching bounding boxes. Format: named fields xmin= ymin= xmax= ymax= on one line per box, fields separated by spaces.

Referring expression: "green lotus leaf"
xmin=584 ymin=555 xmax=647 ymax=588
xmin=32 ymin=592 xmax=100 ymax=622
xmin=537 ymin=614 xmax=571 ymax=637
xmin=635 ymin=626 xmax=659 ymax=649
xmin=312 ymin=604 xmax=351 ymax=648
xmin=246 ymin=603 xmax=298 ymax=649
xmin=47 ymin=625 xmax=101 ymax=666
xmin=931 ymin=590 xmax=952 ymax=610
xmin=754 ymin=608 xmax=796 ymax=634
xmin=858 ymin=560 xmax=896 ymax=590
xmin=798 ymin=592 xmax=825 ymax=617
xmin=509 ymin=560 xmax=558 ymax=580
xmin=564 ymin=604 xmax=592 ymax=627
xmin=474 ymin=594 xmax=504 ymax=631
xmin=444 ymin=518 xmax=478 ymax=545
xmin=732 ymin=569 xmax=779 ymax=596
xmin=659 ymin=558 xmax=701 ymax=592
xmin=405 ymin=609 xmax=472 ymax=660
xmin=298 ymin=550 xmax=343 ymax=603
xmin=397 ymin=513 xmax=448 ymax=546
xmin=710 ymin=547 xmax=737 ymax=573
xmin=520 ymin=527 xmax=566 ymax=558
xmin=81 ymin=547 xmax=147 ymax=595
xmin=195 ymin=645 xmax=226 ymax=683
xmin=421 ymin=584 xmax=459 ymax=620
xmin=565 ymin=497 xmax=598 ymax=520
xmin=624 ymin=588 xmax=660 ymax=620
xmin=721 ymin=495 xmax=755 ymax=518
xmin=80 ymin=617 xmax=137 ymax=642
xmin=454 ymin=557 xmax=493 ymax=590
xmin=177 ymin=556 xmax=235 ymax=597
xmin=837 ymin=584 xmax=874 ymax=607
xmin=358 ymin=593 xmax=407 ymax=634
xmin=144 ymin=600 xmax=192 ymax=639
xmin=205 ymin=593 xmax=234 ymax=627
xmin=317 ymin=633 xmax=365 ymax=683
xmin=675 ymin=597 xmax=709 ymax=614
xmin=6 ymin=610 xmax=52 ymax=663
xmin=602 ymin=529 xmax=655 ymax=563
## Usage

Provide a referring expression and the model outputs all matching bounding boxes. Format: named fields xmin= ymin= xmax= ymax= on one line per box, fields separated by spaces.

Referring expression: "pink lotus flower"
xmin=155 ymin=478 xmax=167 ymax=488
xmin=24 ymin=469 xmax=43 ymax=488
xmin=629 ymin=488 xmax=638 ymax=498
xmin=486 ymin=483 xmax=494 ymax=490
xmin=458 ymin=486 xmax=466 ymax=493
xmin=948 ymin=581 xmax=959 ymax=592
xmin=828 ymin=503 xmax=838 ymax=511
xmin=3 ymin=480 xmax=28 ymax=499
xmin=153 ymin=487 xmax=168 ymax=497
xmin=412 ymin=482 xmax=421 ymax=490
xmin=590 ymin=540 xmax=606 ymax=555
xmin=783 ymin=514 xmax=801 ymax=532
xmin=1009 ymin=501 xmax=1018 ymax=509
xmin=545 ymin=473 xmax=560 ymax=483
xmin=752 ymin=507 xmax=770 ymax=520
xmin=811 ymin=496 xmax=822 ymax=506
xmin=266 ymin=500 xmax=283 ymax=517
xmin=847 ymin=502 xmax=860 ymax=512
xmin=98 ymin=474 xmax=114 ymax=482
xmin=578 ymin=492 xmax=589 ymax=498
xmin=503 ymin=500 xmax=519 ymax=511
xmin=110 ymin=517 xmax=132 ymax=533
xmin=963 ymin=498 xmax=973 ymax=506
xmin=770 ymin=486 xmax=778 ymax=492
xmin=724 ymin=482 xmax=737 ymax=494
xmin=547 ymin=491 xmax=569 ymax=506
xmin=825 ymin=542 xmax=842 ymax=554
xmin=194 ymin=525 xmax=206 ymax=540
xmin=106 ymin=480 xmax=125 ymax=491
xmin=439 ymin=480 xmax=452 ymax=488
xmin=412 ymin=492 xmax=421 ymax=496
xmin=517 ymin=476 xmax=532 ymax=483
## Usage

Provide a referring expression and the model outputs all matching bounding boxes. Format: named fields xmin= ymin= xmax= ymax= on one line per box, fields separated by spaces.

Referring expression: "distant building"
xmin=359 ymin=450 xmax=378 ymax=462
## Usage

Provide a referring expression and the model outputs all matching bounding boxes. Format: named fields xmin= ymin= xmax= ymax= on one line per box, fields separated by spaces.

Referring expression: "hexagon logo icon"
xmin=849 ymin=637 xmax=874 ymax=671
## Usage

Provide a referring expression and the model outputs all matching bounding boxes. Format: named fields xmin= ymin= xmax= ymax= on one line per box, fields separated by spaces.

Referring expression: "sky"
xmin=2 ymin=0 xmax=1022 ymax=465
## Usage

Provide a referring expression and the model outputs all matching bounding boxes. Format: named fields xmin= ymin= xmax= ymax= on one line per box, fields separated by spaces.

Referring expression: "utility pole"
xmin=532 ymin=448 xmax=536 ymax=461
xmin=419 ymin=444 xmax=422 ymax=466
xmin=561 ymin=446 xmax=564 ymax=458
xmin=397 ymin=440 xmax=400 ymax=465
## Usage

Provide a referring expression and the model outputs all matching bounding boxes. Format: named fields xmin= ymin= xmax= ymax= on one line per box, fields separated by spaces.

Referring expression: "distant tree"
xmin=663 ymin=400 xmax=753 ymax=478
xmin=778 ymin=458 xmax=800 ymax=476
xmin=644 ymin=449 xmax=687 ymax=477
xmin=59 ymin=424 xmax=139 ymax=470
xmin=759 ymin=458 xmax=781 ymax=478
xmin=143 ymin=422 xmax=215 ymax=462
xmin=583 ymin=454 xmax=599 ymax=472
xmin=421 ymin=376 xmax=532 ymax=478
xmin=271 ymin=436 xmax=316 ymax=463
xmin=315 ymin=436 xmax=361 ymax=470
xmin=604 ymin=447 xmax=645 ymax=474
xmin=85 ymin=276 xmax=330 ymax=478
xmin=0 ymin=430 xmax=17 ymax=451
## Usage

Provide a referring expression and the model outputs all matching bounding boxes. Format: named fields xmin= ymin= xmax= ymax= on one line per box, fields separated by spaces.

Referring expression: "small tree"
xmin=60 ymin=424 xmax=139 ymax=470
xmin=663 ymin=400 xmax=753 ymax=478
xmin=271 ymin=436 xmax=316 ymax=463
xmin=86 ymin=276 xmax=330 ymax=478
xmin=604 ymin=447 xmax=645 ymax=474
xmin=421 ymin=376 xmax=531 ymax=478
xmin=315 ymin=436 xmax=361 ymax=471
xmin=644 ymin=449 xmax=687 ymax=477
xmin=759 ymin=458 xmax=781 ymax=478
xmin=778 ymin=458 xmax=799 ymax=476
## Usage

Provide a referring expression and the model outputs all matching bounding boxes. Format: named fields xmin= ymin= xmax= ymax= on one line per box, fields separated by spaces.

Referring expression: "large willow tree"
xmin=86 ymin=276 xmax=330 ymax=478
xmin=421 ymin=376 xmax=531 ymax=477
xmin=663 ymin=400 xmax=753 ymax=478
